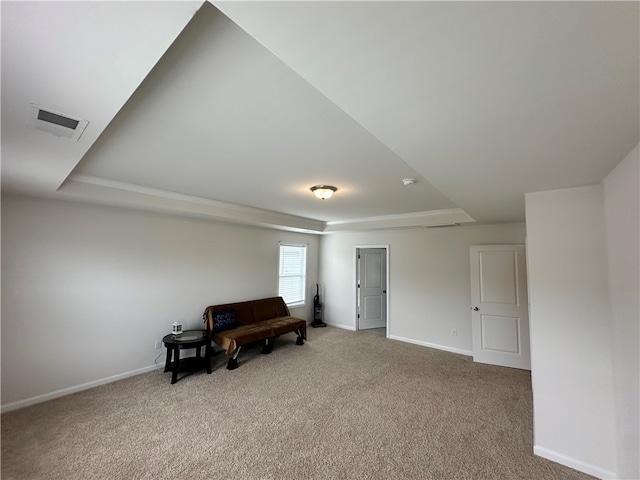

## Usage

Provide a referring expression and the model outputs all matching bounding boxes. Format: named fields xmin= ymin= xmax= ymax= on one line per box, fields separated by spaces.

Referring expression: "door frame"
xmin=353 ymin=245 xmax=390 ymax=334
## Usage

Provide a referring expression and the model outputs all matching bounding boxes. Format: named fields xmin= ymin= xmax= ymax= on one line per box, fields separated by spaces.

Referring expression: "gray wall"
xmin=603 ymin=144 xmax=639 ymax=479
xmin=318 ymin=223 xmax=526 ymax=354
xmin=526 ymin=185 xmax=617 ymax=478
xmin=525 ymin=144 xmax=639 ymax=479
xmin=1 ymin=195 xmax=319 ymax=409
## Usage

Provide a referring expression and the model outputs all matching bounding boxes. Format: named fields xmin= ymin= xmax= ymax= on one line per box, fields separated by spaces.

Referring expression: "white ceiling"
xmin=2 ymin=1 xmax=638 ymax=232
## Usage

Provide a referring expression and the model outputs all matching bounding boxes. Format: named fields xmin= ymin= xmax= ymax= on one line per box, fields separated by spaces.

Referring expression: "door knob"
xmin=473 ymin=307 xmax=479 ymax=311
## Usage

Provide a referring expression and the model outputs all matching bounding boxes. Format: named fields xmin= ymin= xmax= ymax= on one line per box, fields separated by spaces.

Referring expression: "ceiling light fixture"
xmin=310 ymin=185 xmax=337 ymax=200
xmin=402 ymin=178 xmax=416 ymax=186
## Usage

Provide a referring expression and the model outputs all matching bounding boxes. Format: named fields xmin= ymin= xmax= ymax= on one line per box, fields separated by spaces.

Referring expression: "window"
xmin=278 ymin=243 xmax=307 ymax=307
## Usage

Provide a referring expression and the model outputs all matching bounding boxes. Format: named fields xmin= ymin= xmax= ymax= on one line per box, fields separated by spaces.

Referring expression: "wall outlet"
xmin=154 ymin=340 xmax=163 ymax=350
xmin=451 ymin=329 xmax=457 ymax=337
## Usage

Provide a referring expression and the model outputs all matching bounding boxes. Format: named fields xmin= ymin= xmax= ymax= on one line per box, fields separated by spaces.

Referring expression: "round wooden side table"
xmin=162 ymin=330 xmax=212 ymax=384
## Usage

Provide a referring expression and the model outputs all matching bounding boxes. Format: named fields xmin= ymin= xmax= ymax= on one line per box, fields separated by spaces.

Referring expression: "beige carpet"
xmin=2 ymin=326 xmax=595 ymax=480
xmin=360 ymin=327 xmax=386 ymax=337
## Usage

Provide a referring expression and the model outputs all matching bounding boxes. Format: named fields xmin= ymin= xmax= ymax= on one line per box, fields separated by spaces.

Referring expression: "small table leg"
xmin=164 ymin=345 xmax=172 ymax=372
xmin=205 ymin=340 xmax=212 ymax=374
xmin=171 ymin=347 xmax=180 ymax=384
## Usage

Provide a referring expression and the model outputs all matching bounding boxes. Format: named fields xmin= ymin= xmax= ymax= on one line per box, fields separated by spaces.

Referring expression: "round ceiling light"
xmin=402 ymin=178 xmax=416 ymax=186
xmin=310 ymin=185 xmax=337 ymax=200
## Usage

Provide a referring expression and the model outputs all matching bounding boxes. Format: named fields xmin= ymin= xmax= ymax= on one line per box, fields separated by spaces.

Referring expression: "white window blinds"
xmin=278 ymin=243 xmax=307 ymax=306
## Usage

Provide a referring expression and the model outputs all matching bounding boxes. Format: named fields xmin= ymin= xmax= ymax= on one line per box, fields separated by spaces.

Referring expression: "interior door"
xmin=470 ymin=245 xmax=530 ymax=370
xmin=357 ymin=248 xmax=387 ymax=330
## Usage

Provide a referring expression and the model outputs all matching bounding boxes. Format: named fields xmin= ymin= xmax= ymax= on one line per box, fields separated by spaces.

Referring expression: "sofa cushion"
xmin=213 ymin=310 xmax=239 ymax=333
xmin=214 ymin=323 xmax=275 ymax=355
xmin=252 ymin=297 xmax=290 ymax=323
xmin=262 ymin=316 xmax=307 ymax=338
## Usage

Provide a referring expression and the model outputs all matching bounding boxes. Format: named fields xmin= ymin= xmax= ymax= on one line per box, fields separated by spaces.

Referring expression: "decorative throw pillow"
xmin=213 ymin=310 xmax=238 ymax=333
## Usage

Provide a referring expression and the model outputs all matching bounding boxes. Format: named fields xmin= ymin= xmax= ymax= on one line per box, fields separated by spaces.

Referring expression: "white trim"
xmin=534 ymin=446 xmax=617 ymax=480
xmin=62 ymin=176 xmax=479 ymax=234
xmin=278 ymin=241 xmax=308 ymax=247
xmin=388 ymin=334 xmax=473 ymax=357
xmin=1 ymin=364 xmax=159 ymax=413
xmin=61 ymin=174 xmax=326 ymax=233
xmin=323 ymin=322 xmax=356 ymax=331
xmin=326 ymin=208 xmax=473 ymax=226
xmin=325 ymin=208 xmax=475 ymax=232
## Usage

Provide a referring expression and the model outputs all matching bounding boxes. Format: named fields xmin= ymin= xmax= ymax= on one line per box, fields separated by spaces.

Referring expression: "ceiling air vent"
xmin=27 ymin=104 xmax=88 ymax=141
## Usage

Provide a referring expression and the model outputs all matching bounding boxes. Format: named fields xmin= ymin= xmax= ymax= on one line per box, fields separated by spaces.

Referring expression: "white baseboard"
xmin=534 ymin=445 xmax=617 ymax=480
xmin=388 ymin=334 xmax=473 ymax=357
xmin=1 ymin=364 xmax=160 ymax=414
xmin=322 ymin=326 xmax=472 ymax=358
xmin=323 ymin=322 xmax=356 ymax=331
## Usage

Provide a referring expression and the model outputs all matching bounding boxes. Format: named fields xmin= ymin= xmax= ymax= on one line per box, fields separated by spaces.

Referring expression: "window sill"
xmin=287 ymin=302 xmax=306 ymax=309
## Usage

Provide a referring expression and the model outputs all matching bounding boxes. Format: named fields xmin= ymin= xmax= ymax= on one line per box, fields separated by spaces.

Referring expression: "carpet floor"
xmin=2 ymin=326 xmax=596 ymax=479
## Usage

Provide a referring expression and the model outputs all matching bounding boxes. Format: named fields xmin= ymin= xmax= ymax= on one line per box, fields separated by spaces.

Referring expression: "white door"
xmin=357 ymin=248 xmax=387 ymax=330
xmin=470 ymin=245 xmax=530 ymax=370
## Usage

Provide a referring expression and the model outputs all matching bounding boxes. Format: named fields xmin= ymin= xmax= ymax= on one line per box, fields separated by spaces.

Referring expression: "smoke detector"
xmin=402 ymin=178 xmax=416 ymax=186
xmin=27 ymin=104 xmax=89 ymax=141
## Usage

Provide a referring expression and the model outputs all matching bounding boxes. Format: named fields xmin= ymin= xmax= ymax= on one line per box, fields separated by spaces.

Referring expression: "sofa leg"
xmin=227 ymin=346 xmax=241 ymax=370
xmin=261 ymin=338 xmax=273 ymax=354
xmin=227 ymin=358 xmax=238 ymax=370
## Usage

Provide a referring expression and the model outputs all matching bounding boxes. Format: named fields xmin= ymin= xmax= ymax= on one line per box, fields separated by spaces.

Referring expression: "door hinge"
xmin=357 ymin=314 xmax=360 ymax=319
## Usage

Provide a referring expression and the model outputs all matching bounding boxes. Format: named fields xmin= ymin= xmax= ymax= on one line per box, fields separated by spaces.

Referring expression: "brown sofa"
xmin=203 ymin=296 xmax=306 ymax=370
